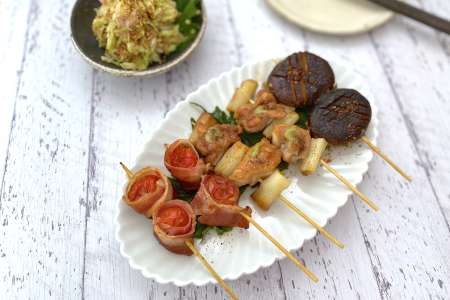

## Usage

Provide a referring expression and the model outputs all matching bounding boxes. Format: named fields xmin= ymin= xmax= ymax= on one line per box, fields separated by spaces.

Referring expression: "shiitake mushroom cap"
xmin=268 ymin=52 xmax=335 ymax=108
xmin=309 ymin=89 xmax=371 ymax=145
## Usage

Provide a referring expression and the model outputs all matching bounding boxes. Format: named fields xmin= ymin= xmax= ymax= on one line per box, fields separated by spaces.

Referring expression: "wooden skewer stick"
xmin=361 ymin=136 xmax=412 ymax=182
xmin=185 ymin=240 xmax=239 ymax=300
xmin=278 ymin=196 xmax=344 ymax=249
xmin=320 ymin=159 xmax=379 ymax=212
xmin=119 ymin=163 xmax=238 ymax=299
xmin=120 ymin=162 xmax=134 ymax=179
xmin=240 ymin=212 xmax=318 ymax=283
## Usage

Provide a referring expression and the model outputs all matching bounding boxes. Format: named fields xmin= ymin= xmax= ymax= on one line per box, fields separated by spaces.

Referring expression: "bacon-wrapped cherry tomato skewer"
xmin=192 ymin=173 xmax=318 ymax=282
xmin=120 ymin=163 xmax=239 ymax=300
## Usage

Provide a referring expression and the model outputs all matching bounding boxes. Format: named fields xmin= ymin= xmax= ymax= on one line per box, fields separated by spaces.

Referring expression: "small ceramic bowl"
xmin=70 ymin=0 xmax=206 ymax=77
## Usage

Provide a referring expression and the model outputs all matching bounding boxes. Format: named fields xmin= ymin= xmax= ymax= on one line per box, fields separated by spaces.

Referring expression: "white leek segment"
xmin=214 ymin=141 xmax=249 ymax=177
xmin=300 ymin=138 xmax=328 ymax=175
xmin=251 ymin=170 xmax=290 ymax=210
xmin=263 ymin=111 xmax=300 ymax=138
xmin=227 ymin=80 xmax=258 ymax=112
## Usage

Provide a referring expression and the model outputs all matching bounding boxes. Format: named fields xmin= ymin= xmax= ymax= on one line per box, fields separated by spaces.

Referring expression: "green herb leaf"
xmin=175 ymin=0 xmax=202 ymax=54
xmin=175 ymin=0 xmax=190 ymax=12
xmin=211 ymin=107 xmax=237 ymax=125
xmin=194 ymin=222 xmax=210 ymax=239
xmin=240 ymin=131 xmax=264 ymax=147
xmin=295 ymin=107 xmax=310 ymax=129
xmin=178 ymin=0 xmax=201 ymax=28
xmin=168 ymin=177 xmax=196 ymax=202
xmin=215 ymin=226 xmax=233 ymax=235
xmin=277 ymin=161 xmax=289 ymax=171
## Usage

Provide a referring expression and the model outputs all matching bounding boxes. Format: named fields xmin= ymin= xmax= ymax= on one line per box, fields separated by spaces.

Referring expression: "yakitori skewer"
xmin=302 ymin=89 xmax=380 ymax=211
xmin=251 ymin=170 xmax=344 ymax=249
xmin=360 ymin=136 xmax=412 ymax=182
xmin=180 ymin=156 xmax=318 ymax=281
xmin=120 ymin=163 xmax=238 ymax=300
xmin=221 ymin=114 xmax=343 ymax=248
xmin=308 ymin=88 xmax=411 ymax=184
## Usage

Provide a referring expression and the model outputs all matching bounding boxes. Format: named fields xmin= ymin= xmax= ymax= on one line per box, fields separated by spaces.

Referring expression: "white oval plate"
xmin=116 ymin=58 xmax=378 ymax=286
xmin=266 ymin=0 xmax=394 ymax=35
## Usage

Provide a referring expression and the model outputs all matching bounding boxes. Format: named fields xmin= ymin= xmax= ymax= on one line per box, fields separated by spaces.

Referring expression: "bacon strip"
xmin=191 ymin=175 xmax=252 ymax=229
xmin=153 ymin=200 xmax=196 ymax=255
xmin=164 ymin=139 xmax=207 ymax=190
xmin=123 ymin=167 xmax=173 ymax=218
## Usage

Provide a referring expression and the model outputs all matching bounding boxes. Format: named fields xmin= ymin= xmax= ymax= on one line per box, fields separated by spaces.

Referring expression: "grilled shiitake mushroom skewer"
xmin=120 ymin=163 xmax=239 ymax=300
xmin=302 ymin=88 xmax=378 ymax=211
xmin=302 ymin=89 xmax=411 ymax=211
xmin=268 ymin=51 xmax=410 ymax=182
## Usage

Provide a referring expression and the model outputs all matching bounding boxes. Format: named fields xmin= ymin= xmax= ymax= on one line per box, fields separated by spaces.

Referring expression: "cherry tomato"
xmin=206 ymin=175 xmax=238 ymax=205
xmin=158 ymin=206 xmax=190 ymax=231
xmin=128 ymin=175 xmax=160 ymax=201
xmin=170 ymin=145 xmax=197 ymax=168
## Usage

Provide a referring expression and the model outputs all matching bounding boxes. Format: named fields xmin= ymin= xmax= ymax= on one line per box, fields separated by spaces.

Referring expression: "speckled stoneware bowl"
xmin=70 ymin=0 xmax=206 ymax=77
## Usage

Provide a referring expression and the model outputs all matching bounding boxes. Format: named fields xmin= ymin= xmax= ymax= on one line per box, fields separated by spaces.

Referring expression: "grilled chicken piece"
xmin=190 ymin=112 xmax=218 ymax=145
xmin=229 ymin=138 xmax=281 ymax=186
xmin=234 ymin=89 xmax=293 ymax=133
xmin=194 ymin=124 xmax=242 ymax=166
xmin=272 ymin=124 xmax=311 ymax=164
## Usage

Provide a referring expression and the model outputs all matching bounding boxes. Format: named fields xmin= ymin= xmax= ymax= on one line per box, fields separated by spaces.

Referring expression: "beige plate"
xmin=266 ymin=0 xmax=394 ymax=35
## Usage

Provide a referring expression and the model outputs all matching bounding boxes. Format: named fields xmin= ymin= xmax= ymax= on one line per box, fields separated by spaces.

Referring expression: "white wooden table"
xmin=1 ymin=0 xmax=449 ymax=299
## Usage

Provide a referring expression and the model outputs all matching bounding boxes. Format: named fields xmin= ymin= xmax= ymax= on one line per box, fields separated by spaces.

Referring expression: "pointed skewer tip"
xmin=120 ymin=162 xmax=133 ymax=179
xmin=185 ymin=240 xmax=239 ymax=300
xmin=361 ymin=136 xmax=412 ymax=182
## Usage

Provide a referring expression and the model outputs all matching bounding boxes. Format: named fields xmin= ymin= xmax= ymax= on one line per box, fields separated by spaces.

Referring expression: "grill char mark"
xmin=268 ymin=51 xmax=335 ymax=108
xmin=309 ymin=89 xmax=372 ymax=145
